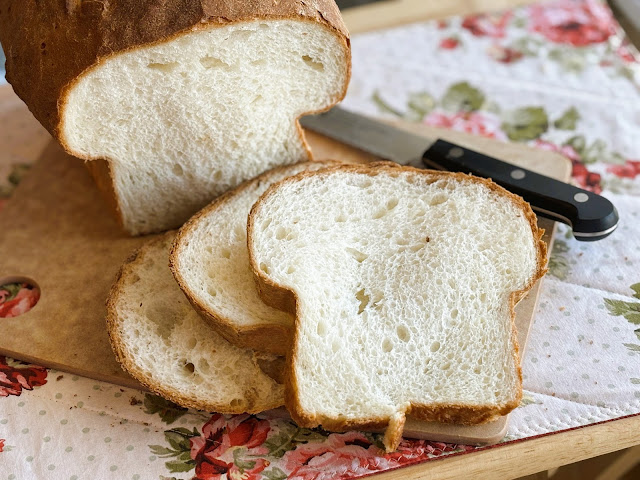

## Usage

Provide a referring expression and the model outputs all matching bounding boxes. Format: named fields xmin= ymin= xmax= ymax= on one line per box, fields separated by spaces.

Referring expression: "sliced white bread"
xmin=170 ymin=161 xmax=338 ymax=356
xmin=247 ymin=163 xmax=547 ymax=451
xmin=106 ymin=233 xmax=284 ymax=413
xmin=0 ymin=1 xmax=350 ymax=235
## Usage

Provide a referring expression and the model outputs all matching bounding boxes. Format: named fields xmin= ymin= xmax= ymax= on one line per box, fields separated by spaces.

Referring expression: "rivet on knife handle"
xmin=422 ymin=140 xmax=619 ymax=241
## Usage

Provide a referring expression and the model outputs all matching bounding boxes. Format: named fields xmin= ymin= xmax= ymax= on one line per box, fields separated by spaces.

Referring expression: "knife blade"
xmin=300 ymin=106 xmax=619 ymax=241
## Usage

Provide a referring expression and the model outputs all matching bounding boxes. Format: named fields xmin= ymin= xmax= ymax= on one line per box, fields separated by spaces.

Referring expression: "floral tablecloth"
xmin=2 ymin=1 xmax=640 ymax=479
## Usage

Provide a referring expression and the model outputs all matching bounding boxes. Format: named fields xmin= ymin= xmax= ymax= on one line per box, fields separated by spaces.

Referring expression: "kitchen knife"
xmin=300 ymin=106 xmax=618 ymax=241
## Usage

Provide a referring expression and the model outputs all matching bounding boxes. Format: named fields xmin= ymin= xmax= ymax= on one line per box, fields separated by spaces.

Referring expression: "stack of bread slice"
xmin=107 ymin=161 xmax=547 ymax=452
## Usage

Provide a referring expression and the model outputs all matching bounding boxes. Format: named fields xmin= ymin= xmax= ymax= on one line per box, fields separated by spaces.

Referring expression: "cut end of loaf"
xmin=60 ymin=19 xmax=350 ymax=235
xmin=248 ymin=163 xmax=546 ymax=446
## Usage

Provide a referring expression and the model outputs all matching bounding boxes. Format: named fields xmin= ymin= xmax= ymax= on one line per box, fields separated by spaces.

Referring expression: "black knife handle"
xmin=422 ymin=140 xmax=619 ymax=241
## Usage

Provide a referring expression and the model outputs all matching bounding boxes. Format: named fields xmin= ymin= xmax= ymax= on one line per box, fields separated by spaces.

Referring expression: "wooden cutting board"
xmin=0 ymin=105 xmax=569 ymax=445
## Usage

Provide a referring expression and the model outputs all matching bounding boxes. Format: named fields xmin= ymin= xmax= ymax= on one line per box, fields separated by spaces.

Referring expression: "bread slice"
xmin=170 ymin=160 xmax=338 ymax=356
xmin=247 ymin=163 xmax=547 ymax=451
xmin=0 ymin=1 xmax=350 ymax=235
xmin=106 ymin=232 xmax=284 ymax=413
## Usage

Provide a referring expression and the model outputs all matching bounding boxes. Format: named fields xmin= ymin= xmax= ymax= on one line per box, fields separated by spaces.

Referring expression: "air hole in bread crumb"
xmin=230 ymin=398 xmax=244 ymax=408
xmin=207 ymin=287 xmax=217 ymax=297
xmin=335 ymin=214 xmax=347 ymax=222
xmin=183 ymin=362 xmax=195 ymax=374
xmin=429 ymin=193 xmax=447 ymax=206
xmin=396 ymin=325 xmax=410 ymax=342
xmin=187 ymin=337 xmax=197 ymax=349
xmin=200 ymin=56 xmax=229 ymax=69
xmin=441 ymin=362 xmax=451 ymax=371
xmin=275 ymin=226 xmax=288 ymax=240
xmin=198 ymin=359 xmax=210 ymax=374
xmin=302 ymin=55 xmax=324 ymax=71
xmin=355 ymin=289 xmax=370 ymax=314
xmin=430 ymin=341 xmax=441 ymax=353
xmin=214 ymin=171 xmax=223 ymax=181
xmin=373 ymin=208 xmax=387 ymax=220
xmin=260 ymin=263 xmax=271 ymax=274
xmin=386 ymin=198 xmax=399 ymax=210
xmin=250 ymin=59 xmax=267 ymax=66
xmin=172 ymin=163 xmax=184 ymax=176
xmin=250 ymin=94 xmax=264 ymax=105
xmin=221 ymin=248 xmax=231 ymax=259
xmin=451 ymin=309 xmax=459 ymax=319
xmin=148 ymin=62 xmax=179 ymax=72
xmin=332 ymin=340 xmax=341 ymax=353
xmin=346 ymin=247 xmax=368 ymax=263
xmin=382 ymin=338 xmax=393 ymax=353
xmin=286 ymin=266 xmax=296 ymax=275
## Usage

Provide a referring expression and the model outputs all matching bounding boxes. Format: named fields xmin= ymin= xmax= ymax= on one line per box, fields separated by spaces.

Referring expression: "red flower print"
xmin=607 ymin=160 xmax=640 ymax=179
xmin=0 ymin=356 xmax=48 ymax=397
xmin=487 ymin=44 xmax=524 ymax=63
xmin=283 ymin=431 xmax=388 ymax=480
xmin=462 ymin=12 xmax=513 ymax=38
xmin=0 ymin=438 xmax=5 ymax=452
xmin=189 ymin=414 xmax=271 ymax=480
xmin=0 ymin=283 xmax=40 ymax=318
xmin=439 ymin=37 xmax=460 ymax=50
xmin=385 ymin=438 xmax=476 ymax=462
xmin=424 ymin=111 xmax=508 ymax=141
xmin=528 ymin=0 xmax=616 ymax=47
xmin=533 ymin=140 xmax=602 ymax=193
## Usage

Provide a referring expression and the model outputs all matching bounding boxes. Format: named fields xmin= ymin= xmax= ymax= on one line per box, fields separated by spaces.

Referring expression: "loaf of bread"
xmin=0 ymin=0 xmax=351 ymax=235
xmin=170 ymin=160 xmax=338 ymax=356
xmin=247 ymin=163 xmax=547 ymax=451
xmin=106 ymin=233 xmax=284 ymax=413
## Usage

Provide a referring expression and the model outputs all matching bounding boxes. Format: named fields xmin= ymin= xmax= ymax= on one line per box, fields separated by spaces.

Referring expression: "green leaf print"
xmin=553 ymin=107 xmax=580 ymax=130
xmin=631 ymin=378 xmax=640 ymax=384
xmin=143 ymin=394 xmax=188 ymax=424
xmin=0 ymin=283 xmax=22 ymax=302
xmin=262 ymin=467 xmax=288 ymax=480
xmin=604 ymin=299 xmax=640 ymax=325
xmin=630 ymin=283 xmax=640 ymax=300
xmin=232 ymin=449 xmax=257 ymax=471
xmin=441 ymin=82 xmax=485 ymax=112
xmin=548 ymin=240 xmax=570 ymax=280
xmin=371 ymin=90 xmax=404 ymax=117
xmin=624 ymin=344 xmax=640 ymax=352
xmin=264 ymin=430 xmax=296 ymax=459
xmin=501 ymin=107 xmax=548 ymax=141
xmin=263 ymin=422 xmax=328 ymax=459
xmin=165 ymin=459 xmax=196 ymax=473
xmin=149 ymin=427 xmax=199 ymax=476
xmin=406 ymin=91 xmax=436 ymax=120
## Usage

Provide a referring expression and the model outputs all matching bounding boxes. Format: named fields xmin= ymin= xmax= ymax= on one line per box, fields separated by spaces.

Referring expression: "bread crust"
xmin=106 ymin=232 xmax=284 ymax=414
xmin=247 ymin=162 xmax=548 ymax=451
xmin=170 ymin=160 xmax=339 ymax=356
xmin=0 ymin=0 xmax=349 ymax=137
xmin=0 ymin=0 xmax=351 ymax=233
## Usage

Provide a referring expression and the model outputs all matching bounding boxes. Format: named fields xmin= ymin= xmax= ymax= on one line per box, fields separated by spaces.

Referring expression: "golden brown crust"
xmin=170 ymin=160 xmax=340 ymax=356
xmin=106 ymin=232 xmax=283 ymax=414
xmin=0 ymin=0 xmax=350 ymax=138
xmin=247 ymin=162 xmax=548 ymax=451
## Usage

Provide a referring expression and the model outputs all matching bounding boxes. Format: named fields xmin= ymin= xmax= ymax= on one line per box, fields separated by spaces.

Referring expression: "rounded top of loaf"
xmin=0 ymin=0 xmax=350 ymax=135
